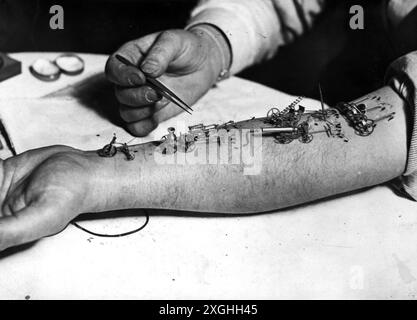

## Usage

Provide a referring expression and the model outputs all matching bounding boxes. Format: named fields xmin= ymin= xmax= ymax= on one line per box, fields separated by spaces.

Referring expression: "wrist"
xmin=82 ymin=145 xmax=155 ymax=213
xmin=81 ymin=151 xmax=128 ymax=213
xmin=188 ymin=24 xmax=232 ymax=84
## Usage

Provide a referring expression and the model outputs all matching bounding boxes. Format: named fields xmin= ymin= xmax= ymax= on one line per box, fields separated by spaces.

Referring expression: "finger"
xmin=0 ymin=199 xmax=70 ymax=251
xmin=105 ymin=33 xmax=158 ymax=86
xmin=106 ymin=54 xmax=146 ymax=87
xmin=153 ymin=102 xmax=186 ymax=123
xmin=119 ymin=101 xmax=168 ymax=123
xmin=140 ymin=30 xmax=184 ymax=78
xmin=115 ymin=85 xmax=162 ymax=107
xmin=126 ymin=117 xmax=159 ymax=137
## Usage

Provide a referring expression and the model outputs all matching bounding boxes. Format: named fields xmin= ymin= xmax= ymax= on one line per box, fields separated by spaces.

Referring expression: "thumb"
xmin=140 ymin=30 xmax=184 ymax=78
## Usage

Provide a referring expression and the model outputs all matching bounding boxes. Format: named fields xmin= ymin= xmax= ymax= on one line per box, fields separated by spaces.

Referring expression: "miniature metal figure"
xmin=335 ymin=100 xmax=395 ymax=137
xmin=97 ymin=134 xmax=135 ymax=160
xmin=97 ymin=93 xmax=396 ymax=159
xmin=98 ymin=135 xmax=117 ymax=157
xmin=120 ymin=143 xmax=135 ymax=160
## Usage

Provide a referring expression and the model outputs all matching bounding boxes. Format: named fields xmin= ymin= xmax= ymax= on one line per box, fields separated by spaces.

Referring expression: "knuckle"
xmin=127 ymin=123 xmax=145 ymax=137
xmin=138 ymin=106 xmax=154 ymax=119
xmin=160 ymin=30 xmax=177 ymax=41
xmin=119 ymin=106 xmax=153 ymax=123
xmin=148 ymin=46 xmax=167 ymax=62
xmin=115 ymin=89 xmax=129 ymax=105
xmin=119 ymin=109 xmax=129 ymax=122
xmin=115 ymin=88 xmax=138 ymax=106
xmin=119 ymin=106 xmax=133 ymax=122
xmin=127 ymin=119 xmax=158 ymax=137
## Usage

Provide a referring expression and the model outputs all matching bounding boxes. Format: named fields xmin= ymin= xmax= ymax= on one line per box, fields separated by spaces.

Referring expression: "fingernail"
xmin=128 ymin=73 xmax=143 ymax=86
xmin=141 ymin=60 xmax=159 ymax=74
xmin=145 ymin=90 xmax=162 ymax=102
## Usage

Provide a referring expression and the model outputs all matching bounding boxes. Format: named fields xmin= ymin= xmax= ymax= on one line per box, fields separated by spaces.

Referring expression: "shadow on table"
xmin=0 ymin=242 xmax=36 ymax=260
xmin=0 ymin=184 xmax=405 ymax=258
xmin=47 ymin=73 xmax=125 ymax=128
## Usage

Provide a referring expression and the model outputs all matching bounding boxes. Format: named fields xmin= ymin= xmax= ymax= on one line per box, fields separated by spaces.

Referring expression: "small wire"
xmin=126 ymin=137 xmax=138 ymax=145
xmin=71 ymin=211 xmax=150 ymax=238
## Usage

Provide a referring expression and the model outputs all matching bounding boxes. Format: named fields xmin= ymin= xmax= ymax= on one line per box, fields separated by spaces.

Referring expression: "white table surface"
xmin=0 ymin=53 xmax=416 ymax=300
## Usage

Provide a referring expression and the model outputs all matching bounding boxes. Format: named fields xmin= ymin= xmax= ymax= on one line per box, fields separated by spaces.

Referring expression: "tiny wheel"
xmin=267 ymin=108 xmax=280 ymax=119
xmin=55 ymin=54 xmax=85 ymax=76
xmin=30 ymin=59 xmax=61 ymax=82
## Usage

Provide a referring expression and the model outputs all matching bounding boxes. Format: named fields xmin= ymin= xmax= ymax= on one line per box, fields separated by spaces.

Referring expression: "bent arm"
xmin=91 ymin=86 xmax=408 ymax=214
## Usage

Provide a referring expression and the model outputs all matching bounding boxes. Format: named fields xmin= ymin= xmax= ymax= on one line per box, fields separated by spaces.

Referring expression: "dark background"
xmin=0 ymin=0 xmax=415 ymax=104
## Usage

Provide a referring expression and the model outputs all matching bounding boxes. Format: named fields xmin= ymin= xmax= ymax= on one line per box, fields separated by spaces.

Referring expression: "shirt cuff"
xmin=186 ymin=2 xmax=281 ymax=75
xmin=385 ymin=52 xmax=417 ymax=200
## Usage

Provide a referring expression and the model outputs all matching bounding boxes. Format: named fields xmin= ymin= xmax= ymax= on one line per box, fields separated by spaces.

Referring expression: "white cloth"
xmin=1 ymin=54 xmax=417 ymax=300
xmin=187 ymin=0 xmax=324 ymax=75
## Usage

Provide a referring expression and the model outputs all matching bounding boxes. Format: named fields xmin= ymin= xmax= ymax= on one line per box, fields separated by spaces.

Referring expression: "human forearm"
xmin=90 ymin=85 xmax=408 ymax=214
xmin=0 ymin=86 xmax=408 ymax=250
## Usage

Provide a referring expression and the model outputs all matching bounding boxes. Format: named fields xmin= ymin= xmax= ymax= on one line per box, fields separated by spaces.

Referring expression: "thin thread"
xmin=71 ymin=211 xmax=150 ymax=238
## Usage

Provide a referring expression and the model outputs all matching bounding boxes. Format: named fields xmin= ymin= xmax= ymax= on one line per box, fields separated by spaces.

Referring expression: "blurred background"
xmin=0 ymin=0 xmax=414 ymax=103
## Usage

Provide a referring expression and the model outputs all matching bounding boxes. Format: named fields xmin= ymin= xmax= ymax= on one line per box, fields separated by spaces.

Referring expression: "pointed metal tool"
xmin=115 ymin=54 xmax=193 ymax=115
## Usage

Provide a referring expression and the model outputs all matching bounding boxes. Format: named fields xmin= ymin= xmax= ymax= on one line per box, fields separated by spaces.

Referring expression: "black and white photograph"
xmin=0 ymin=0 xmax=417 ymax=303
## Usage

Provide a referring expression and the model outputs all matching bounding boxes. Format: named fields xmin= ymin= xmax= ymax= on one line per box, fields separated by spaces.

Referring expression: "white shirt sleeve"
xmin=186 ymin=0 xmax=325 ymax=74
xmin=386 ymin=52 xmax=417 ymax=201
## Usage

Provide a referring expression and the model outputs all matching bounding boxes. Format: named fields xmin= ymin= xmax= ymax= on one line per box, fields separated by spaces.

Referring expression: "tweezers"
xmin=115 ymin=54 xmax=193 ymax=115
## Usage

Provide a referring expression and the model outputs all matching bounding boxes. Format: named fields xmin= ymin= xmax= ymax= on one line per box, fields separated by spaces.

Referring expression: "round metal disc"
xmin=29 ymin=58 xmax=61 ymax=82
xmin=55 ymin=53 xmax=85 ymax=76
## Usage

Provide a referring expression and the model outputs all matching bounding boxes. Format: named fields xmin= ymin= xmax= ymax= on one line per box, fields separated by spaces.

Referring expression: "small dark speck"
xmin=225 ymin=254 xmax=228 ymax=257
xmin=172 ymin=278 xmax=175 ymax=281
xmin=25 ymin=295 xmax=30 ymax=300
xmin=134 ymin=151 xmax=138 ymax=153
xmin=96 ymin=134 xmax=100 ymax=137
xmin=398 ymin=215 xmax=402 ymax=218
